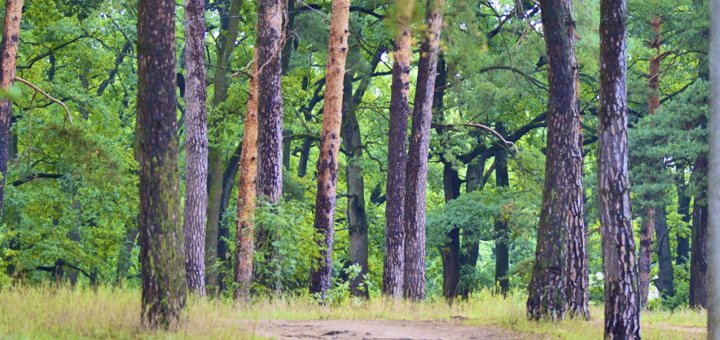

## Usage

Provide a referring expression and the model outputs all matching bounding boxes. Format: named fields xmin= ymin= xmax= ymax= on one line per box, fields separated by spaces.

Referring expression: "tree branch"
xmin=14 ymin=77 xmax=73 ymax=124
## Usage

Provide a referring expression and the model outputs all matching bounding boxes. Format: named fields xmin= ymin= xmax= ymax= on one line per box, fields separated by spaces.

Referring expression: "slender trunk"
xmin=206 ymin=0 xmax=243 ymax=292
xmin=182 ymin=0 xmax=208 ymax=296
xmin=690 ymin=155 xmax=708 ymax=309
xmin=460 ymin=155 xmax=486 ymax=299
xmin=403 ymin=0 xmax=444 ymax=301
xmin=598 ymin=0 xmax=640 ymax=336
xmin=677 ymin=176 xmax=692 ymax=265
xmin=137 ymin=0 xmax=186 ymax=327
xmin=654 ymin=207 xmax=674 ymax=297
xmin=639 ymin=209 xmax=654 ymax=307
xmin=217 ymin=141 xmax=242 ymax=292
xmin=342 ymin=73 xmax=368 ymax=297
xmin=0 ymin=0 xmax=23 ymax=215
xmin=527 ymin=0 xmax=585 ymax=321
xmin=255 ymin=0 xmax=285 ymax=290
xmin=234 ymin=57 xmax=259 ymax=300
xmin=382 ymin=0 xmax=414 ymax=298
xmin=309 ymin=0 xmax=350 ymax=297
xmin=706 ymin=2 xmax=720 ymax=333
xmin=639 ymin=15 xmax=662 ymax=308
xmin=494 ymin=137 xmax=509 ymax=297
xmin=297 ymin=138 xmax=312 ymax=177
xmin=116 ymin=226 xmax=138 ymax=286
xmin=441 ymin=162 xmax=461 ymax=299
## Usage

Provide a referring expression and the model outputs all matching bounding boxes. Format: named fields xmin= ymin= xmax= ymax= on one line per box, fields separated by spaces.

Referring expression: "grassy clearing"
xmin=0 ymin=286 xmax=706 ymax=339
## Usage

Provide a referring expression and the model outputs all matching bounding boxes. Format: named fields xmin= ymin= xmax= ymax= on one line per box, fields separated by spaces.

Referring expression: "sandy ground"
xmin=244 ymin=319 xmax=525 ymax=339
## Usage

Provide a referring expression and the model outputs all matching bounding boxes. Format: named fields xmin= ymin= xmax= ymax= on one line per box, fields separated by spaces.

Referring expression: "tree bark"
xmin=255 ymin=0 xmax=285 ymax=290
xmin=527 ymin=0 xmax=586 ymax=321
xmin=677 ymin=176 xmax=692 ymax=265
xmin=690 ymin=155 xmax=708 ymax=309
xmin=0 ymin=0 xmax=23 ymax=215
xmin=639 ymin=15 xmax=662 ymax=308
xmin=256 ymin=0 xmax=285 ymax=204
xmin=382 ymin=0 xmax=413 ymax=298
xmin=598 ymin=0 xmax=640 ymax=337
xmin=441 ymin=162 xmax=461 ymax=299
xmin=116 ymin=226 xmax=138 ymax=286
xmin=342 ymin=46 xmax=383 ymax=298
xmin=706 ymin=2 xmax=720 ymax=332
xmin=182 ymin=0 xmax=208 ymax=296
xmin=206 ymin=0 xmax=243 ymax=292
xmin=234 ymin=56 xmax=259 ymax=301
xmin=403 ymin=0 xmax=444 ymax=301
xmin=654 ymin=207 xmax=674 ymax=297
xmin=137 ymin=0 xmax=186 ymax=327
xmin=494 ymin=135 xmax=509 ymax=297
xmin=460 ymin=154 xmax=486 ymax=299
xmin=309 ymin=0 xmax=350 ymax=297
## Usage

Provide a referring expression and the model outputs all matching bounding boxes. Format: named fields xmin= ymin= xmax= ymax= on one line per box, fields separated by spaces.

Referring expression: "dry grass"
xmin=0 ymin=286 xmax=706 ymax=339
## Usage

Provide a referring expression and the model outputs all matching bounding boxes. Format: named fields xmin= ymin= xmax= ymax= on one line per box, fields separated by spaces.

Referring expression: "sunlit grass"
xmin=0 ymin=286 xmax=706 ymax=339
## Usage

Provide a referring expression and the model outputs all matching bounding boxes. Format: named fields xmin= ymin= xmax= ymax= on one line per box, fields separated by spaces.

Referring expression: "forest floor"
xmin=0 ymin=286 xmax=706 ymax=339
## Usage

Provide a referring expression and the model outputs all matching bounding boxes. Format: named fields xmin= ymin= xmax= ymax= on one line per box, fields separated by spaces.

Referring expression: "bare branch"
xmin=14 ymin=77 xmax=73 ymax=124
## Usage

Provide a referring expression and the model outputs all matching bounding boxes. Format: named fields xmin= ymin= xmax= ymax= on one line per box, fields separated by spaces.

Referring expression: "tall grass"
xmin=0 ymin=286 xmax=706 ymax=339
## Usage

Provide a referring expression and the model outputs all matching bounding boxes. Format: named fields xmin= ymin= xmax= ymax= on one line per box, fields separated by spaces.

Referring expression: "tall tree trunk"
xmin=676 ymin=176 xmax=692 ymax=265
xmin=255 ymin=0 xmax=285 ymax=290
xmin=309 ymin=0 xmax=350 ymax=297
xmin=527 ymin=0 xmax=585 ymax=321
xmin=182 ymin=0 xmax=208 ymax=296
xmin=706 ymin=2 xmax=720 ymax=333
xmin=382 ymin=0 xmax=414 ymax=298
xmin=206 ymin=0 xmax=243 ymax=292
xmin=137 ymin=0 xmax=186 ymax=327
xmin=460 ymin=154 xmax=486 ymax=299
xmin=690 ymin=155 xmax=708 ymax=309
xmin=441 ymin=162 xmax=461 ymax=299
xmin=234 ymin=56 xmax=259 ymax=301
xmin=403 ymin=0 xmax=444 ymax=301
xmin=494 ymin=136 xmax=509 ymax=297
xmin=639 ymin=15 xmax=662 ymax=308
xmin=598 ymin=0 xmax=640 ymax=337
xmin=341 ymin=45 xmax=384 ymax=297
xmin=0 ymin=0 xmax=23 ymax=215
xmin=654 ymin=207 xmax=675 ymax=297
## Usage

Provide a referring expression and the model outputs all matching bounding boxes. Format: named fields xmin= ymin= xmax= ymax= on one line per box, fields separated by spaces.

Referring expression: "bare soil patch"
xmin=245 ymin=319 xmax=525 ymax=339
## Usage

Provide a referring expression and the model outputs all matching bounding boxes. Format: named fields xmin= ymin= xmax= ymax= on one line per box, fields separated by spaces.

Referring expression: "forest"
xmin=0 ymin=0 xmax=719 ymax=338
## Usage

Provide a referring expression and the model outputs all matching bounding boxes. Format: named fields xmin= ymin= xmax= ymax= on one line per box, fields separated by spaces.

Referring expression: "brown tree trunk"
xmin=206 ymin=0 xmax=243 ymax=292
xmin=527 ymin=0 xmax=585 ymax=321
xmin=182 ymin=0 xmax=208 ymax=296
xmin=234 ymin=56 xmax=259 ymax=301
xmin=342 ymin=46 xmax=384 ymax=298
xmin=494 ymin=137 xmax=509 ymax=297
xmin=460 ymin=154 xmax=486 ymax=299
xmin=639 ymin=15 xmax=662 ymax=308
xmin=382 ymin=0 xmax=413 ymax=298
xmin=598 ymin=0 xmax=641 ymax=337
xmin=690 ymin=155 xmax=708 ymax=309
xmin=403 ymin=0 xmax=444 ymax=301
xmin=340 ymin=72 xmax=366 ymax=296
xmin=654 ymin=207 xmax=674 ymax=297
xmin=309 ymin=0 xmax=350 ymax=297
xmin=255 ymin=0 xmax=285 ymax=290
xmin=441 ymin=162 xmax=461 ymax=299
xmin=137 ymin=0 xmax=186 ymax=327
xmin=0 ymin=0 xmax=23 ymax=215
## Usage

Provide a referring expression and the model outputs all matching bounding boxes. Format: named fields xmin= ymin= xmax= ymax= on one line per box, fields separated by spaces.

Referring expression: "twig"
xmin=14 ymin=77 xmax=73 ymax=124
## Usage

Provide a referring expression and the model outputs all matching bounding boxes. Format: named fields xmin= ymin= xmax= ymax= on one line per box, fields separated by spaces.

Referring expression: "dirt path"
xmin=245 ymin=319 xmax=524 ymax=339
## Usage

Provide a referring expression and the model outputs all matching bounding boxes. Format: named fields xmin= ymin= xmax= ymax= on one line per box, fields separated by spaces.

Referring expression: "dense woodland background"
xmin=0 ymin=0 xmax=711 ymax=328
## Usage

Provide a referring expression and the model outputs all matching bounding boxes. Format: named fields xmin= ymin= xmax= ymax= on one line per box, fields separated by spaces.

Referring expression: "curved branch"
xmin=14 ymin=77 xmax=73 ymax=124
